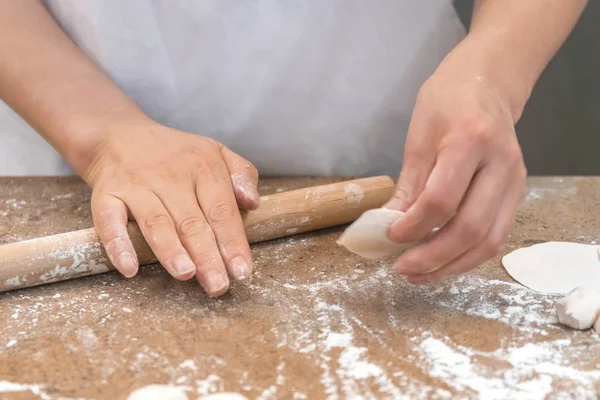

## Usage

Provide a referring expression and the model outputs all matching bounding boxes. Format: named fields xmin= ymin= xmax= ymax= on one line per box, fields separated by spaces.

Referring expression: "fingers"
xmin=193 ymin=153 xmax=254 ymax=285
xmin=92 ymin=193 xmax=139 ymax=278
xmin=157 ymin=190 xmax=230 ymax=297
xmin=393 ymin=162 xmax=509 ymax=276
xmin=384 ymin=151 xmax=435 ymax=212
xmin=221 ymin=146 xmax=260 ymax=210
xmin=126 ymin=192 xmax=198 ymax=282
xmin=385 ymin=107 xmax=435 ymax=212
xmin=388 ymin=145 xmax=481 ymax=243
xmin=404 ymin=166 xmax=526 ymax=284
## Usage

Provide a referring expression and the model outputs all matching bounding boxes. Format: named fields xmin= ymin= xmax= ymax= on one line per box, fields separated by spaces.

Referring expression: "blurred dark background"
xmin=454 ymin=1 xmax=600 ymax=175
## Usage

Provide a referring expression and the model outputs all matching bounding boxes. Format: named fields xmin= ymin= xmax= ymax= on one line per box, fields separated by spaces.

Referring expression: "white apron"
xmin=0 ymin=0 xmax=465 ymax=176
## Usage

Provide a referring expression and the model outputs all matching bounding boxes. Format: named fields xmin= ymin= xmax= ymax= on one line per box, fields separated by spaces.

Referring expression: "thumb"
xmin=220 ymin=146 xmax=261 ymax=210
xmin=384 ymin=148 xmax=434 ymax=212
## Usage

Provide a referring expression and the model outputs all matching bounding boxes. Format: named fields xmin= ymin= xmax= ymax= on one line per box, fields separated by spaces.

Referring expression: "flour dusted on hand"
xmin=502 ymin=242 xmax=600 ymax=294
xmin=337 ymin=209 xmax=423 ymax=260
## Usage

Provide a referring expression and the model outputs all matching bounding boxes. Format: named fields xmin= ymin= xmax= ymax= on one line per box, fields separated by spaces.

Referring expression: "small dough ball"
xmin=198 ymin=394 xmax=249 ymax=400
xmin=555 ymin=287 xmax=600 ymax=330
xmin=127 ymin=385 xmax=189 ymax=400
xmin=337 ymin=209 xmax=422 ymax=260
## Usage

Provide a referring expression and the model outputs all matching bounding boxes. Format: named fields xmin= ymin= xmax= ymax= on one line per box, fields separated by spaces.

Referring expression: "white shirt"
xmin=0 ymin=0 xmax=465 ymax=176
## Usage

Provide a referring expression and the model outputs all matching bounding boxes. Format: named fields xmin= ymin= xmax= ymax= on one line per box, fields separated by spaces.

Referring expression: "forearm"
xmin=0 ymin=0 xmax=150 ymax=176
xmin=460 ymin=0 xmax=587 ymax=120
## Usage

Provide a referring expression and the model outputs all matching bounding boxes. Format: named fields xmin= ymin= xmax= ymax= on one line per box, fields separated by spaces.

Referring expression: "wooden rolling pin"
xmin=0 ymin=176 xmax=395 ymax=292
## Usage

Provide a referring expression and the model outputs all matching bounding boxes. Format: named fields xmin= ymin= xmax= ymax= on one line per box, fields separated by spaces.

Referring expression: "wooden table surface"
xmin=0 ymin=177 xmax=599 ymax=400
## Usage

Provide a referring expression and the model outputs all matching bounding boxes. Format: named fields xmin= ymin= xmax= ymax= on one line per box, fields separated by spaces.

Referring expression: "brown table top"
xmin=0 ymin=177 xmax=599 ymax=400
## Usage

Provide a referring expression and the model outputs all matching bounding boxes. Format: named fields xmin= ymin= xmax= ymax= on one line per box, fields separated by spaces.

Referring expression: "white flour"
xmin=2 ymin=235 xmax=599 ymax=399
xmin=343 ymin=183 xmax=365 ymax=204
xmin=247 ymin=237 xmax=600 ymax=399
xmin=0 ymin=380 xmax=83 ymax=400
xmin=3 ymin=240 xmax=110 ymax=290
xmin=525 ymin=181 xmax=577 ymax=202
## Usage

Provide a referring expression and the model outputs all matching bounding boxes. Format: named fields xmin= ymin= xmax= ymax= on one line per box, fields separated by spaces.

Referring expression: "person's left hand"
xmin=385 ymin=37 xmax=528 ymax=284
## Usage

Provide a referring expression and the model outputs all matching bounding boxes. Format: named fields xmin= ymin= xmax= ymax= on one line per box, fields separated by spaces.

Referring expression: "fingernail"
xmin=173 ymin=255 xmax=197 ymax=277
xmin=231 ymin=256 xmax=251 ymax=281
xmin=389 ymin=221 xmax=409 ymax=243
xmin=118 ymin=253 xmax=138 ymax=278
xmin=206 ymin=270 xmax=229 ymax=296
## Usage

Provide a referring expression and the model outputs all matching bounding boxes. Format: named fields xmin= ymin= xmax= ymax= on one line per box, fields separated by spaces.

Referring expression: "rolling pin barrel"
xmin=0 ymin=176 xmax=395 ymax=292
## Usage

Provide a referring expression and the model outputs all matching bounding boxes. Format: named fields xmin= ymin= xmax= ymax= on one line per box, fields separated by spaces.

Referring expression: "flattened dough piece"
xmin=555 ymin=286 xmax=600 ymax=330
xmin=502 ymin=242 xmax=600 ymax=294
xmin=337 ymin=209 xmax=422 ymax=260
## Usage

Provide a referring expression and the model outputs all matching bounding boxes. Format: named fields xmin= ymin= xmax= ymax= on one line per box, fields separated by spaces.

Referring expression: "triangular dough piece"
xmin=337 ymin=209 xmax=423 ymax=260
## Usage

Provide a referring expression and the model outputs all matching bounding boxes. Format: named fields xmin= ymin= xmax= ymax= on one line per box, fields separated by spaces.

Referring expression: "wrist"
xmin=68 ymin=111 xmax=156 ymax=184
xmin=448 ymin=30 xmax=539 ymax=122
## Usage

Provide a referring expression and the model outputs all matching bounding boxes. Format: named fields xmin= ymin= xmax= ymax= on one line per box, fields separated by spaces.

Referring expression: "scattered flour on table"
xmin=2 ymin=235 xmax=599 ymax=399
xmin=248 ymin=238 xmax=600 ymax=399
xmin=525 ymin=184 xmax=577 ymax=202
xmin=4 ymin=199 xmax=27 ymax=209
xmin=50 ymin=193 xmax=74 ymax=201
xmin=0 ymin=380 xmax=82 ymax=400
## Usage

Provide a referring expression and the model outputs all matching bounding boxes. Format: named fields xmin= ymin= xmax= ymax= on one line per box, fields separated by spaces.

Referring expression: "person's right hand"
xmin=83 ymin=121 xmax=260 ymax=297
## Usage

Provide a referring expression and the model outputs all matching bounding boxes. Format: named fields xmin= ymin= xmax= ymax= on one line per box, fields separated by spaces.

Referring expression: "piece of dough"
xmin=594 ymin=315 xmax=600 ymax=334
xmin=198 ymin=394 xmax=249 ymax=400
xmin=337 ymin=209 xmax=423 ymax=260
xmin=502 ymin=242 xmax=600 ymax=294
xmin=127 ymin=385 xmax=189 ymax=400
xmin=555 ymin=287 xmax=600 ymax=330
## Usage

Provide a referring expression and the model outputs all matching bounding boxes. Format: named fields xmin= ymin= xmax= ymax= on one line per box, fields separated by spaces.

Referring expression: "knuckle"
xmin=458 ymin=219 xmax=488 ymax=242
xmin=215 ymin=234 xmax=241 ymax=254
xmin=236 ymin=161 xmax=258 ymax=180
xmin=178 ymin=215 xmax=210 ymax=237
xmin=208 ymin=201 xmax=236 ymax=222
xmin=515 ymin=159 xmax=527 ymax=179
xmin=191 ymin=251 xmax=221 ymax=270
xmin=202 ymin=137 xmax=222 ymax=150
xmin=159 ymin=168 xmax=180 ymax=181
xmin=460 ymin=115 xmax=495 ymax=147
xmin=94 ymin=209 xmax=120 ymax=230
xmin=482 ymin=235 xmax=504 ymax=257
xmin=403 ymin=147 xmax=427 ymax=163
xmin=503 ymin=145 xmax=524 ymax=166
xmin=393 ymin=181 xmax=413 ymax=204
xmin=93 ymin=209 xmax=126 ymax=238
xmin=143 ymin=213 xmax=173 ymax=230
xmin=103 ymin=235 xmax=129 ymax=256
xmin=193 ymin=157 xmax=219 ymax=180
xmin=520 ymin=163 xmax=528 ymax=180
xmin=425 ymin=192 xmax=455 ymax=216
xmin=246 ymin=163 xmax=259 ymax=180
xmin=417 ymin=81 xmax=434 ymax=100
